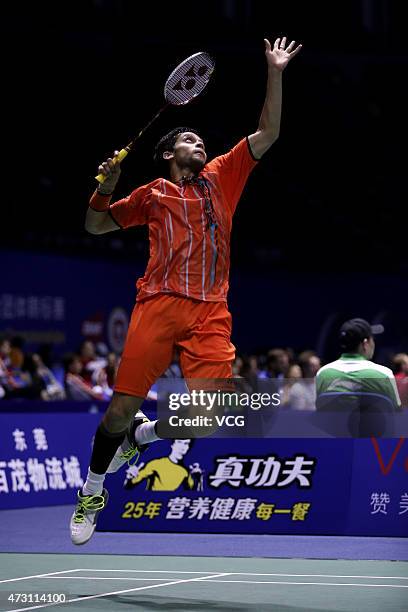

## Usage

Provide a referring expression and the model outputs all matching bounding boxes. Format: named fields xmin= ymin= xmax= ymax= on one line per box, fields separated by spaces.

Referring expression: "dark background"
xmin=3 ymin=0 xmax=407 ymax=272
xmin=1 ymin=0 xmax=407 ymax=360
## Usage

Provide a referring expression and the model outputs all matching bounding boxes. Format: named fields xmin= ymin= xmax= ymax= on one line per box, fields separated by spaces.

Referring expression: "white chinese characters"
xmin=209 ymin=455 xmax=316 ymax=489
xmin=1 ymin=428 xmax=83 ymax=495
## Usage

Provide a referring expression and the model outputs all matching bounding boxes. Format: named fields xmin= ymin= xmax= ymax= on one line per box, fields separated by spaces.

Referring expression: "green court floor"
xmin=0 ymin=554 xmax=407 ymax=611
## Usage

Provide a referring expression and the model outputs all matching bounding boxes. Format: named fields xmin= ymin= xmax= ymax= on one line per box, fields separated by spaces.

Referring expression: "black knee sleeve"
xmin=89 ymin=423 xmax=127 ymax=474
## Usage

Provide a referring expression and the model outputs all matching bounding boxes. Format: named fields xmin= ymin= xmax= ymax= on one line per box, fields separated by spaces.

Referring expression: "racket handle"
xmin=95 ymin=148 xmax=129 ymax=183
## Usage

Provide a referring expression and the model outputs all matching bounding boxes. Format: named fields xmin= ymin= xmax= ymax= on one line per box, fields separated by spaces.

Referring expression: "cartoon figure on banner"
xmin=123 ymin=439 xmax=203 ymax=491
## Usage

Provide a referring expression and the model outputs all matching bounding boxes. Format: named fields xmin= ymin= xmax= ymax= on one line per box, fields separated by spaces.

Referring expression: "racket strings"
xmin=96 ymin=51 xmax=215 ymax=183
xmin=165 ymin=52 xmax=214 ymax=105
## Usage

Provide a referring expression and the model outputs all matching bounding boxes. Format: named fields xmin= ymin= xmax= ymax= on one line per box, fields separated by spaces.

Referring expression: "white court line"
xmin=4 ymin=572 xmax=231 ymax=612
xmin=46 ymin=576 xmax=182 ymax=582
xmin=41 ymin=574 xmax=408 ymax=584
xmin=221 ymin=572 xmax=408 ymax=580
xmin=0 ymin=569 xmax=80 ymax=585
xmin=204 ymin=579 xmax=408 ymax=589
xmin=74 ymin=569 xmax=408 ymax=580
xmin=75 ymin=569 xmax=217 ymax=574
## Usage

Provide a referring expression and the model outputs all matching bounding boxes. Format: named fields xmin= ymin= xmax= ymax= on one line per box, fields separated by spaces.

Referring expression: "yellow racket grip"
xmin=95 ymin=148 xmax=129 ymax=183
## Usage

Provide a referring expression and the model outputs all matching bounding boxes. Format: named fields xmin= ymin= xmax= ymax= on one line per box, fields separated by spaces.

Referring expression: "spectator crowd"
xmin=0 ymin=338 xmax=118 ymax=403
xmin=1 ymin=335 xmax=407 ymax=409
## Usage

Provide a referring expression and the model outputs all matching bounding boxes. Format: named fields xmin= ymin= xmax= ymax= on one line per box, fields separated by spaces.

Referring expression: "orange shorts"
xmin=114 ymin=294 xmax=235 ymax=398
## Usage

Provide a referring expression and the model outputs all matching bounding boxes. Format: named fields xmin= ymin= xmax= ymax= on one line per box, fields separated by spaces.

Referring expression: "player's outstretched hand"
xmin=97 ymin=150 xmax=122 ymax=194
xmin=264 ymin=36 xmax=302 ymax=72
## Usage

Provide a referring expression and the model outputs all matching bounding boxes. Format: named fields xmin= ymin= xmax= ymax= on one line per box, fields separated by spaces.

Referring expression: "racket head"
xmin=164 ymin=52 xmax=215 ymax=106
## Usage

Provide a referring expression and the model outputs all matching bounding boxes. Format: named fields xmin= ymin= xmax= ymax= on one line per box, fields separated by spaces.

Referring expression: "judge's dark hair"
xmin=153 ymin=127 xmax=200 ymax=165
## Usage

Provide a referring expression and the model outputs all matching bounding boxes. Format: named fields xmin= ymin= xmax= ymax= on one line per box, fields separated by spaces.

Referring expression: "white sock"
xmin=82 ymin=469 xmax=105 ymax=496
xmin=135 ymin=420 xmax=160 ymax=445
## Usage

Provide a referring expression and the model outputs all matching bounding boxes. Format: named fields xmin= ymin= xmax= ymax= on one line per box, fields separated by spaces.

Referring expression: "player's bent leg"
xmin=70 ymin=393 xmax=145 ymax=545
xmin=90 ymin=393 xmax=145 ymax=478
xmin=102 ymin=392 xmax=145 ymax=432
xmin=71 ymin=296 xmax=178 ymax=544
xmin=106 ymin=394 xmax=152 ymax=474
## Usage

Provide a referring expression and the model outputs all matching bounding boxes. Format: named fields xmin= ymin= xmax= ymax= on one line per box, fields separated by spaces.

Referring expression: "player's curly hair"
xmin=153 ymin=127 xmax=200 ymax=165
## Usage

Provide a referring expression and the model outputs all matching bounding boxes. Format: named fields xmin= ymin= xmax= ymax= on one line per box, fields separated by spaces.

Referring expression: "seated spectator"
xmin=63 ymin=353 xmax=104 ymax=401
xmin=0 ymin=355 xmax=11 ymax=399
xmin=248 ymin=355 xmax=260 ymax=377
xmin=258 ymin=348 xmax=291 ymax=397
xmin=0 ymin=338 xmax=11 ymax=368
xmin=78 ymin=340 xmax=107 ymax=384
xmin=32 ymin=353 xmax=66 ymax=400
xmin=0 ymin=359 xmax=34 ymax=399
xmin=92 ymin=367 xmax=114 ymax=401
xmin=0 ymin=338 xmax=12 ymax=398
xmin=288 ymin=363 xmax=302 ymax=379
xmin=0 ymin=336 xmax=41 ymax=399
xmin=235 ymin=354 xmax=260 ymax=379
xmin=9 ymin=336 xmax=26 ymax=370
xmin=232 ymin=355 xmax=244 ymax=377
xmin=232 ymin=354 xmax=258 ymax=394
xmin=20 ymin=354 xmax=45 ymax=399
xmin=287 ymin=351 xmax=321 ymax=410
xmin=281 ymin=363 xmax=302 ymax=406
xmin=105 ymin=351 xmax=119 ymax=389
xmin=1 ymin=338 xmax=64 ymax=400
xmin=90 ymin=352 xmax=120 ymax=401
xmin=258 ymin=348 xmax=290 ymax=380
xmin=392 ymin=352 xmax=408 ymax=408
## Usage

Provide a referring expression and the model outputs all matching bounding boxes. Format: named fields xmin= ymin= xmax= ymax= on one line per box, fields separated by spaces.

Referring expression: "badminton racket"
xmin=95 ymin=51 xmax=215 ymax=183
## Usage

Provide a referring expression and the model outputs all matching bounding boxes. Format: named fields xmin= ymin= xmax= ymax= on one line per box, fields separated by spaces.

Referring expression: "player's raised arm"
xmin=248 ymin=36 xmax=302 ymax=160
xmin=85 ymin=151 xmax=122 ymax=235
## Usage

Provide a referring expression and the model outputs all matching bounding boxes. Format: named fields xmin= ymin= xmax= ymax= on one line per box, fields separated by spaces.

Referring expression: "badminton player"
xmin=70 ymin=37 xmax=302 ymax=544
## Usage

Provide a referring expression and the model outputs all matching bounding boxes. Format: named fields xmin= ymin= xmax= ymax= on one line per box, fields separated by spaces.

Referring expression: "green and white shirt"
xmin=316 ymin=354 xmax=401 ymax=410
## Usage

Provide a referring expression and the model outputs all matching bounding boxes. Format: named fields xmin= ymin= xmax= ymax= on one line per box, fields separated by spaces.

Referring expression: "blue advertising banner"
xmin=99 ymin=438 xmax=353 ymax=535
xmin=0 ymin=412 xmax=407 ymax=536
xmin=346 ymin=438 xmax=408 ymax=537
xmin=0 ymin=413 xmax=99 ymax=509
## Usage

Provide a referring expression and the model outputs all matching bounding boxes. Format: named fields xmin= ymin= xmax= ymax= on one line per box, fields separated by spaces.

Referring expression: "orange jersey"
xmin=91 ymin=137 xmax=258 ymax=302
